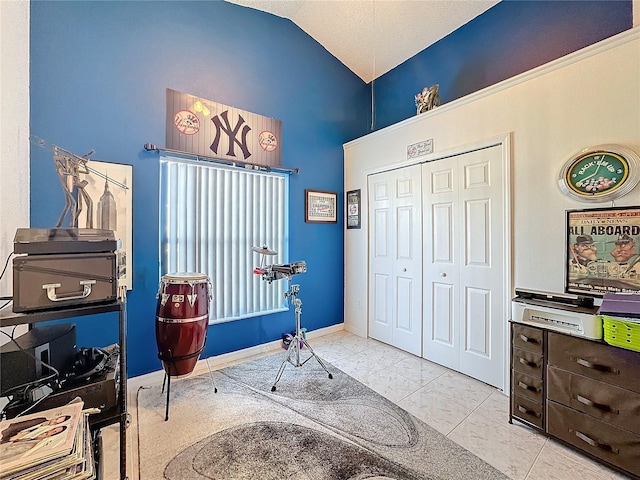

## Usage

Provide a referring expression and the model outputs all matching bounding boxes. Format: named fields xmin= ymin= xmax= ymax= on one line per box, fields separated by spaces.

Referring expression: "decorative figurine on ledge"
xmin=415 ymin=84 xmax=441 ymax=114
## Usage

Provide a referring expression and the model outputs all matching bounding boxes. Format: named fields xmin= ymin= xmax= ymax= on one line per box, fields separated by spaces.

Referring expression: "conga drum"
xmin=155 ymin=272 xmax=211 ymax=377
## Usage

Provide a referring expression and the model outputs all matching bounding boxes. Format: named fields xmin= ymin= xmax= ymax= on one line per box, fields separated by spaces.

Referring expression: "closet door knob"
xmin=441 ymin=272 xmax=446 ymax=277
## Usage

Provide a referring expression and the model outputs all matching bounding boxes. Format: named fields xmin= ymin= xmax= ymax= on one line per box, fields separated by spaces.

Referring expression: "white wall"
xmin=0 ymin=1 xmax=30 ymax=293
xmin=343 ymin=29 xmax=640 ymax=337
xmin=0 ymin=0 xmax=30 ymax=343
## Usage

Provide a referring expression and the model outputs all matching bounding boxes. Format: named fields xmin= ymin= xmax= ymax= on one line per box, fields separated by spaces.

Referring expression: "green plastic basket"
xmin=601 ymin=315 xmax=640 ymax=352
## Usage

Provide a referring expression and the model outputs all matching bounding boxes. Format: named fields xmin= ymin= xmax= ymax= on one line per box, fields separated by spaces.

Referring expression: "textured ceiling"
xmin=225 ymin=0 xmax=500 ymax=83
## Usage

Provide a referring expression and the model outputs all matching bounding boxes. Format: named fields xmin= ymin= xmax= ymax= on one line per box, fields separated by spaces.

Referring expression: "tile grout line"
xmin=521 ymin=437 xmax=549 ymax=480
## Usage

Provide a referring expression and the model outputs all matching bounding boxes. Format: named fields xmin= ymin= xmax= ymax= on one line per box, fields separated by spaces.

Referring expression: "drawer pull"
xmin=517 ymin=381 xmax=540 ymax=393
xmin=517 ymin=405 xmax=541 ymax=418
xmin=573 ymin=357 xmax=620 ymax=375
xmin=518 ymin=334 xmax=539 ymax=344
xmin=571 ymin=429 xmax=619 ymax=454
xmin=518 ymin=357 xmax=540 ymax=368
xmin=576 ymin=394 xmax=619 ymax=415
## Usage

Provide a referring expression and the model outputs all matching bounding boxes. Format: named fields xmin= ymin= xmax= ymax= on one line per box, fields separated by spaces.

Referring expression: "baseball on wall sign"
xmin=166 ymin=88 xmax=282 ymax=167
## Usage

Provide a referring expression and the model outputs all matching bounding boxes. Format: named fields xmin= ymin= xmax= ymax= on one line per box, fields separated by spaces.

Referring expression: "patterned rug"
xmin=136 ymin=351 xmax=509 ymax=480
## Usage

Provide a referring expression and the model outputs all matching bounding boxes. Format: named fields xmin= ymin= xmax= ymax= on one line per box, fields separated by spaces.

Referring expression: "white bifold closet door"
xmin=368 ymin=165 xmax=423 ymax=356
xmin=422 ymin=144 xmax=506 ymax=389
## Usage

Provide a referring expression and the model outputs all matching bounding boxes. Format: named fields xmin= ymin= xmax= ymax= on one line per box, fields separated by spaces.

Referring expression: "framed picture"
xmin=305 ymin=189 xmax=337 ymax=223
xmin=346 ymin=189 xmax=361 ymax=229
xmin=566 ymin=206 xmax=640 ymax=296
xmin=83 ymin=161 xmax=134 ymax=290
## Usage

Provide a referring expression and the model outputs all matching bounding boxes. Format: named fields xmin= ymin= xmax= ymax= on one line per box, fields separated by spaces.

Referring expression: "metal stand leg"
xmin=159 ymin=350 xmax=173 ymax=422
xmin=164 ymin=372 xmax=171 ymax=421
xmin=271 ymin=285 xmax=333 ymax=391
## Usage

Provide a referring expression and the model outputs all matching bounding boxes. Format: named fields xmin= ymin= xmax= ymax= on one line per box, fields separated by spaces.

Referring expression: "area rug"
xmin=136 ymin=352 xmax=509 ymax=480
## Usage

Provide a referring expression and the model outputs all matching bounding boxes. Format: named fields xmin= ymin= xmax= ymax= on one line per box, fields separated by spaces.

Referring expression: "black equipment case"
xmin=12 ymin=228 xmax=118 ymax=313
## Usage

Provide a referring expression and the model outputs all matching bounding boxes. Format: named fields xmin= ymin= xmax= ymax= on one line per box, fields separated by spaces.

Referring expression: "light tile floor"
xmin=102 ymin=329 xmax=633 ymax=480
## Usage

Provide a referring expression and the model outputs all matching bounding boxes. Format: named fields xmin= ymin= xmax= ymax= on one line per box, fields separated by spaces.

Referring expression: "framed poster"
xmin=305 ymin=189 xmax=337 ymax=223
xmin=346 ymin=189 xmax=361 ymax=229
xmin=83 ymin=161 xmax=133 ymax=290
xmin=566 ymin=206 xmax=640 ymax=296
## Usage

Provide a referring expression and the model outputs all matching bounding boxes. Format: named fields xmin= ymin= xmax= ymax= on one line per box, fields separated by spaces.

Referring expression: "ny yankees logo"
xmin=210 ymin=110 xmax=252 ymax=160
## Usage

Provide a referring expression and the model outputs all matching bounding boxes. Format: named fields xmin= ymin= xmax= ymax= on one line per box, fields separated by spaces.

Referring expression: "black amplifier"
xmin=12 ymin=228 xmax=118 ymax=313
xmin=3 ymin=344 xmax=120 ymax=419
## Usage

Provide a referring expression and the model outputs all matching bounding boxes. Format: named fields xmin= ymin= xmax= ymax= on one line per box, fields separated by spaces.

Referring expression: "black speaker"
xmin=0 ymin=324 xmax=76 ymax=396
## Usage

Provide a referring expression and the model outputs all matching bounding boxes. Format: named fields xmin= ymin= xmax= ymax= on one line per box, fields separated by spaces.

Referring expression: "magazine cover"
xmin=0 ymin=402 xmax=84 ymax=478
xmin=8 ymin=413 xmax=88 ymax=480
xmin=567 ymin=207 xmax=640 ymax=296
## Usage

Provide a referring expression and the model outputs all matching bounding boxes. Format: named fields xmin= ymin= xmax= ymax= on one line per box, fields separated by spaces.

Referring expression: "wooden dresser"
xmin=510 ymin=321 xmax=640 ymax=479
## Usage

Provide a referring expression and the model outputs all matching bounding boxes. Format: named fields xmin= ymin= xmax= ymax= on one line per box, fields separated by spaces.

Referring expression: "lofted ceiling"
xmin=225 ymin=0 xmax=501 ymax=83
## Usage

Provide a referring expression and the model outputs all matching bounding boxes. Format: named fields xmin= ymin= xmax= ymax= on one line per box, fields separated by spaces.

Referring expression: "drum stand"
xmin=271 ymin=284 xmax=333 ymax=391
xmin=159 ymin=344 xmax=215 ymax=421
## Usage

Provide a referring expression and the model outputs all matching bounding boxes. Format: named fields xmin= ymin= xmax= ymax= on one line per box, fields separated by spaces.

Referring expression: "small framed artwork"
xmin=346 ymin=189 xmax=361 ymax=229
xmin=305 ymin=189 xmax=337 ymax=223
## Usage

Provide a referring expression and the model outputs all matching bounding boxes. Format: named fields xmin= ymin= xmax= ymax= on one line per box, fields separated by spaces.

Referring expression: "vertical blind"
xmin=160 ymin=156 xmax=288 ymax=323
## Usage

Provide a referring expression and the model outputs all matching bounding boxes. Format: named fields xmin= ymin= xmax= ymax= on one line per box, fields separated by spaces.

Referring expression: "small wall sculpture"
xmin=415 ymin=85 xmax=441 ymax=114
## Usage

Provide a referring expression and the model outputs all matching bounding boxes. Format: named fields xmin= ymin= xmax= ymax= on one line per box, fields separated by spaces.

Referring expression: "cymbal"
xmin=251 ymin=245 xmax=277 ymax=255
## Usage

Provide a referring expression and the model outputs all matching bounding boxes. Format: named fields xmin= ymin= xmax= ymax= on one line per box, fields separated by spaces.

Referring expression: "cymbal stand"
xmin=271 ymin=284 xmax=333 ymax=391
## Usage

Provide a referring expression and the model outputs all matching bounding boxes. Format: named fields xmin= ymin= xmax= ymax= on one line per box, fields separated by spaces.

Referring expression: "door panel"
xmin=396 ymin=176 xmax=413 ymax=197
xmin=433 ymin=203 xmax=454 ymax=263
xmin=423 ymin=145 xmax=506 ymax=389
xmin=432 ymin=168 xmax=454 ymax=193
xmin=465 ymin=160 xmax=490 ymax=189
xmin=423 ymin=164 xmax=460 ymax=370
xmin=459 ymin=150 xmax=504 ymax=388
xmin=374 ymin=209 xmax=389 ymax=257
xmin=373 ymin=180 xmax=390 ymax=201
xmin=368 ymin=166 xmax=422 ymax=355
xmin=432 ymin=282 xmax=455 ymax=347
xmin=466 ymin=199 xmax=490 ymax=266
xmin=373 ymin=273 xmax=391 ymax=331
xmin=396 ymin=206 xmax=413 ymax=259
xmin=391 ymin=166 xmax=422 ymax=355
xmin=465 ymin=286 xmax=490 ymax=357
xmin=396 ymin=276 xmax=414 ymax=333
xmin=369 ymin=176 xmax=393 ymax=344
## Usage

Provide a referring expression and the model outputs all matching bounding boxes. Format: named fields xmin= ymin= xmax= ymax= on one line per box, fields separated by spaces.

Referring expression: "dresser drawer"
xmin=548 ymin=332 xmax=640 ymax=393
xmin=513 ymin=347 xmax=544 ymax=377
xmin=547 ymin=401 xmax=640 ymax=476
xmin=547 ymin=365 xmax=640 ymax=431
xmin=512 ymin=370 xmax=543 ymax=403
xmin=512 ymin=323 xmax=544 ymax=354
xmin=512 ymin=393 xmax=544 ymax=429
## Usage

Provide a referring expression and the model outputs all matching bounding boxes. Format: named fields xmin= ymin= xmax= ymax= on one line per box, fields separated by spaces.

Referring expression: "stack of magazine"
xmin=0 ymin=402 xmax=95 ymax=480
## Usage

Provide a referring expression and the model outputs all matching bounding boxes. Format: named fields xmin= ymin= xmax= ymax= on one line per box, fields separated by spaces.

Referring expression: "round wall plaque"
xmin=558 ymin=144 xmax=640 ymax=202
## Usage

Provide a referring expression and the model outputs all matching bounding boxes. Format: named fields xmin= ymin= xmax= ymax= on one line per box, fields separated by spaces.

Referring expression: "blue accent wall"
xmin=29 ymin=0 xmax=632 ymax=377
xmin=371 ymin=0 xmax=633 ymax=130
xmin=30 ymin=0 xmax=368 ymax=377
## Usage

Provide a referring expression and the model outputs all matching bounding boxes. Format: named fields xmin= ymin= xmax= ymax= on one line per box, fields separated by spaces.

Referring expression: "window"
xmin=160 ymin=155 xmax=289 ymax=323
